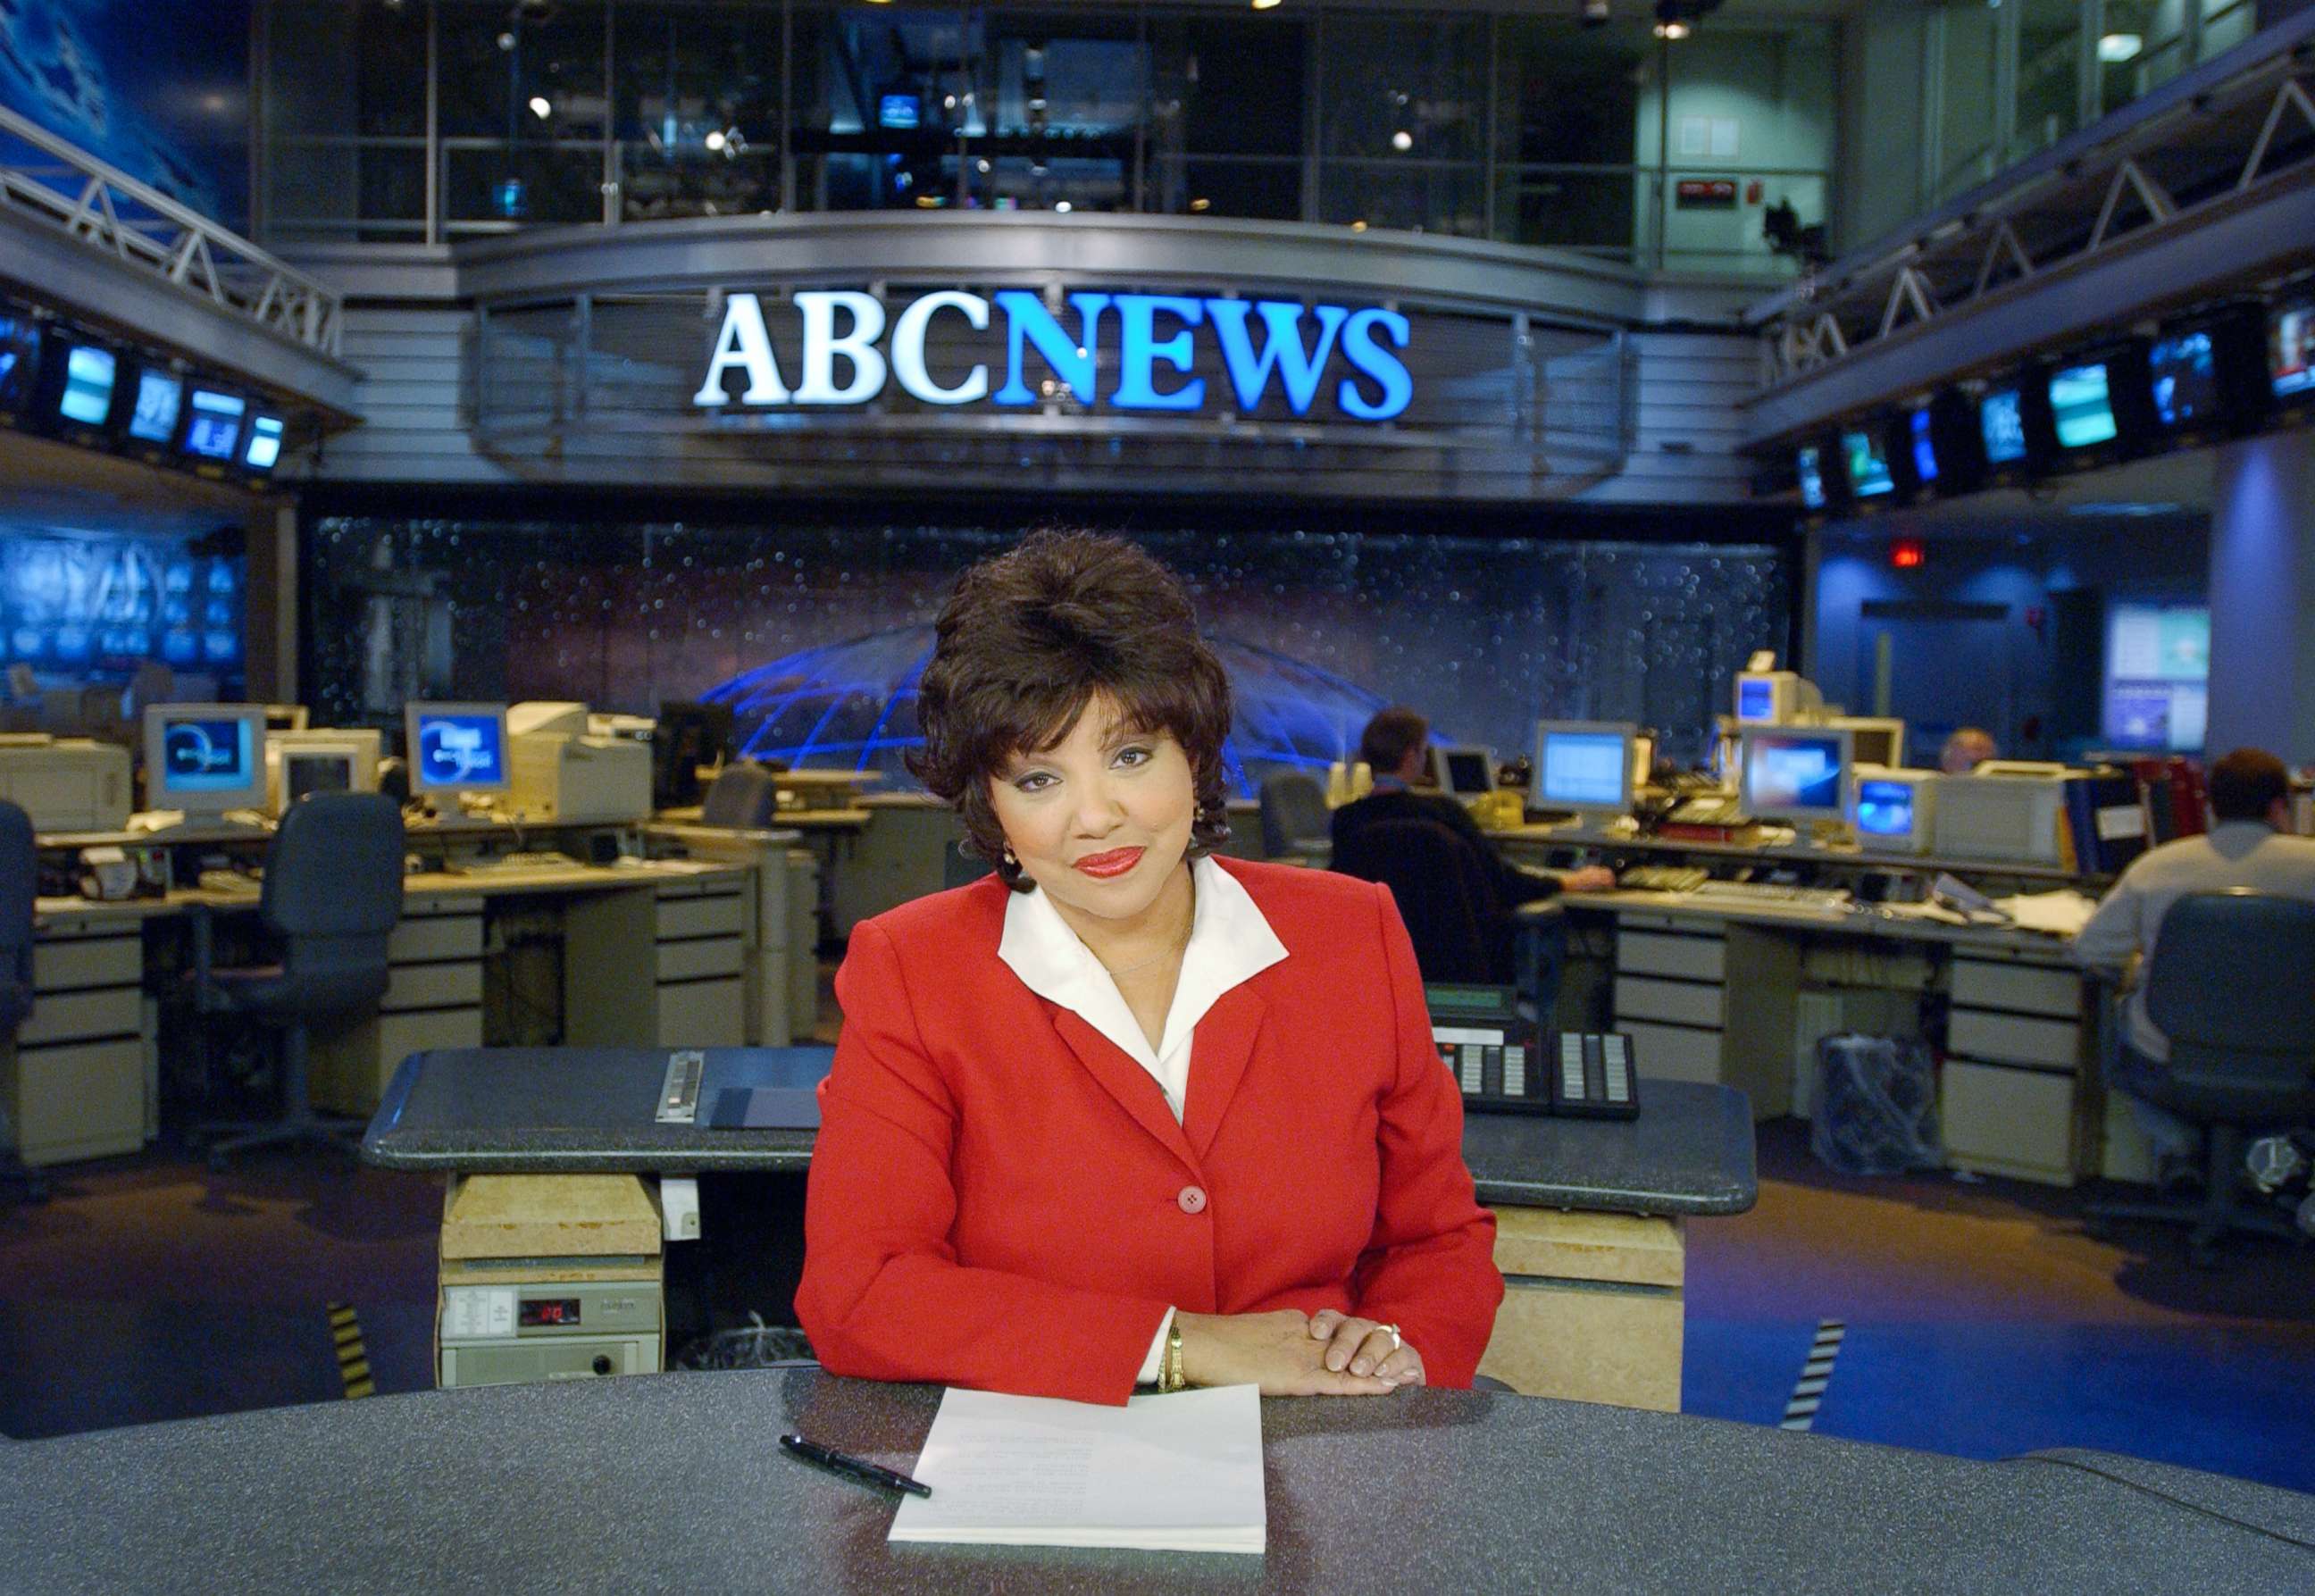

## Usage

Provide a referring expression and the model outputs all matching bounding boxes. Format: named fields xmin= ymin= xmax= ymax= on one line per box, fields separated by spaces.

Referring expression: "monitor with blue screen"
xmin=1738 ymin=727 xmax=1852 ymax=825
xmin=128 ymin=366 xmax=183 ymax=447
xmin=1796 ymin=445 xmax=1827 ymax=510
xmin=1850 ymin=767 xmax=1936 ymax=852
xmin=1841 ymin=427 xmax=1894 ymax=499
xmin=180 ymin=387 xmax=245 ymax=461
xmin=407 ymin=702 xmax=512 ymax=797
xmin=1531 ymin=721 xmax=1636 ymax=818
xmin=143 ymin=703 xmax=270 ymax=820
xmin=0 ymin=309 xmax=39 ymax=421
xmin=2048 ymin=361 xmax=2119 ymax=450
xmin=242 ymin=414 xmax=285 ymax=473
xmin=1980 ymin=387 xmax=2028 ymax=464
xmin=57 ymin=345 xmax=116 ymax=428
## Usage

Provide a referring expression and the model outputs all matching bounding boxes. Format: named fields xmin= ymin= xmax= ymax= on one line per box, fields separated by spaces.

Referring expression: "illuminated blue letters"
xmin=1336 ymin=308 xmax=1413 ymax=421
xmin=1112 ymin=296 xmax=1207 ymax=412
xmin=991 ymin=290 xmax=1114 ymax=405
xmin=1206 ymin=301 xmax=1348 ymax=415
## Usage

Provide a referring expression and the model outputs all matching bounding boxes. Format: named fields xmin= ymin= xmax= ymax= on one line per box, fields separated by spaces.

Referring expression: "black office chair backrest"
xmin=1331 ymin=815 xmax=1502 ymax=984
xmin=261 ymin=791 xmax=405 ymax=1011
xmin=1258 ymin=773 xmax=1330 ymax=857
xmin=0 ymin=799 xmax=34 ymax=1033
xmin=2144 ymin=890 xmax=2315 ymax=1115
xmin=701 ymin=761 xmax=783 ymax=829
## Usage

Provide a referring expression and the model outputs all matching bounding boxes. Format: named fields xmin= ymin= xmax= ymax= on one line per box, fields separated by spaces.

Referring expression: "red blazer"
xmin=797 ymin=856 xmax=1503 ymax=1404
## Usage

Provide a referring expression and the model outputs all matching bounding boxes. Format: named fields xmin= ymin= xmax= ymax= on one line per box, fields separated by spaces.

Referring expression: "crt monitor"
xmin=405 ymin=702 xmax=512 ymax=797
xmin=241 ymin=413 xmax=286 ymax=474
xmin=1850 ymin=767 xmax=1937 ymax=853
xmin=124 ymin=362 xmax=184 ymax=457
xmin=143 ymin=703 xmax=270 ymax=819
xmin=42 ymin=338 xmax=117 ymax=438
xmin=178 ymin=385 xmax=247 ymax=464
xmin=1734 ymin=671 xmax=1810 ymax=725
xmin=266 ymin=728 xmax=382 ymax=815
xmin=1830 ymin=716 xmax=1904 ymax=769
xmin=1795 ymin=443 xmax=1829 ymax=511
xmin=2271 ymin=292 xmax=2315 ymax=420
xmin=0 ymin=305 xmax=39 ymax=423
xmin=1738 ymin=727 xmax=1853 ymax=824
xmin=1531 ymin=721 xmax=1636 ymax=817
xmin=1840 ymin=424 xmax=1896 ymax=503
xmin=1431 ymin=745 xmax=1495 ymax=798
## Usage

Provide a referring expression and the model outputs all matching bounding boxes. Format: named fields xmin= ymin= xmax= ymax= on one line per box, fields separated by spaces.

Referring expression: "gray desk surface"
xmin=5 ymin=1370 xmax=2308 ymax=1594
xmin=363 ymin=1049 xmax=1756 ymax=1218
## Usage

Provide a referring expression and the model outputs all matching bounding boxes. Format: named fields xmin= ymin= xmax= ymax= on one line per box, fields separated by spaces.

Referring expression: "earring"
xmin=1001 ymin=842 xmax=1018 ymax=868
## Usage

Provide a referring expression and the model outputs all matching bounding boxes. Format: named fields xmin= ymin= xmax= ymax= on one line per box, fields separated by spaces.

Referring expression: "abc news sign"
xmin=691 ymin=289 xmax=1415 ymax=422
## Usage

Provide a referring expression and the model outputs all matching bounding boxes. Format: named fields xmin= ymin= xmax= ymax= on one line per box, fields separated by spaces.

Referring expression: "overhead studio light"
xmin=2098 ymin=33 xmax=2144 ymax=63
xmin=528 ymin=96 xmax=552 ymax=120
xmin=1391 ymin=129 xmax=1414 ymax=151
xmin=1654 ymin=20 xmax=1691 ymax=38
xmin=1582 ymin=0 xmax=1611 ymax=26
xmin=1251 ymin=0 xmax=1283 ymax=11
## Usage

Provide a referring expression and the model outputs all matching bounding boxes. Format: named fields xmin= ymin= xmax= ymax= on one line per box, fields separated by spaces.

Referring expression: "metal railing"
xmin=0 ymin=104 xmax=344 ymax=355
xmin=1752 ymin=12 xmax=2315 ymax=392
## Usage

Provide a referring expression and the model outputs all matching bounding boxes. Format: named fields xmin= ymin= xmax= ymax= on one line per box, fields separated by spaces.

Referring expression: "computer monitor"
xmin=123 ymin=362 xmax=184 ymax=461
xmin=1840 ymin=423 xmax=1896 ymax=504
xmin=1431 ymin=745 xmax=1495 ymax=798
xmin=143 ymin=703 xmax=269 ymax=820
xmin=2268 ymin=291 xmax=2315 ymax=423
xmin=1734 ymin=671 xmax=1807 ymax=725
xmin=405 ymin=702 xmax=512 ymax=798
xmin=2044 ymin=343 xmax=2153 ymax=469
xmin=1738 ymin=727 xmax=1852 ymax=825
xmin=1530 ymin=721 xmax=1636 ymax=818
xmin=177 ymin=385 xmax=247 ymax=468
xmin=654 ymin=699 xmax=737 ymax=808
xmin=1830 ymin=716 xmax=1905 ymax=769
xmin=46 ymin=339 xmax=118 ymax=439
xmin=241 ymin=412 xmax=286 ymax=476
xmin=0 ymin=305 xmax=40 ymax=425
xmin=266 ymin=728 xmax=382 ymax=815
xmin=1795 ymin=443 xmax=1830 ymax=512
xmin=1849 ymin=765 xmax=1937 ymax=854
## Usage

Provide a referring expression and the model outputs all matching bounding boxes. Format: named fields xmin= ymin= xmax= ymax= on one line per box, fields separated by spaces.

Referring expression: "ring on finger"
xmin=1379 ymin=1323 xmax=1401 ymax=1351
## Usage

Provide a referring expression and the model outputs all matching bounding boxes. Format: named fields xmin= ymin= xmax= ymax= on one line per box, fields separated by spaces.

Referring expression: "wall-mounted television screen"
xmin=0 ymin=309 xmax=38 ymax=422
xmin=878 ymin=92 xmax=922 ymax=130
xmin=1841 ymin=425 xmax=1895 ymax=500
xmin=127 ymin=366 xmax=183 ymax=447
xmin=180 ymin=387 xmax=246 ymax=461
xmin=1796 ymin=444 xmax=1827 ymax=511
xmin=2048 ymin=361 xmax=2119 ymax=450
xmin=1980 ymin=386 xmax=2030 ymax=464
xmin=2274 ymin=297 xmax=2315 ymax=407
xmin=56 ymin=345 xmax=117 ymax=427
xmin=241 ymin=414 xmax=285 ymax=473
xmin=1905 ymin=405 xmax=1939 ymax=487
xmin=2103 ymin=603 xmax=2209 ymax=753
xmin=2148 ymin=329 xmax=2221 ymax=430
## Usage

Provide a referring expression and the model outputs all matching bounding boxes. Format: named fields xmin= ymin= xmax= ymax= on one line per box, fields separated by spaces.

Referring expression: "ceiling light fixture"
xmin=1654 ymin=20 xmax=1691 ymax=39
xmin=2098 ymin=32 xmax=2144 ymax=63
xmin=528 ymin=96 xmax=552 ymax=119
xmin=1251 ymin=0 xmax=1283 ymax=11
xmin=1391 ymin=129 xmax=1414 ymax=151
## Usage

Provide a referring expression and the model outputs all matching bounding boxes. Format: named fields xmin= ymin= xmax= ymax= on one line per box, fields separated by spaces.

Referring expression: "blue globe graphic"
xmin=704 ymin=625 xmax=1388 ymax=798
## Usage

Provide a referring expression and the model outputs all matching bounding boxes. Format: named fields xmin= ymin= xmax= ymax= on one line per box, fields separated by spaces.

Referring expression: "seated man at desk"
xmin=2073 ymin=747 xmax=2315 ymax=1174
xmin=1331 ymin=707 xmax=1615 ymax=906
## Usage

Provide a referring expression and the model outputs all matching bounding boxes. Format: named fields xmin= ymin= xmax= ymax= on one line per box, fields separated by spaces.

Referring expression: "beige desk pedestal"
xmin=1478 ymin=1206 xmax=1685 ymax=1412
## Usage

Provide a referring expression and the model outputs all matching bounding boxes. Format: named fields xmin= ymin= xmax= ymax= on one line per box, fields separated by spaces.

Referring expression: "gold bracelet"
xmin=1160 ymin=1322 xmax=1186 ymax=1392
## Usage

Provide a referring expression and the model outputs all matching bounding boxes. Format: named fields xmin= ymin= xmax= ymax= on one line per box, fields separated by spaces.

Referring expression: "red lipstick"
xmin=1073 ymin=847 xmax=1145 ymax=879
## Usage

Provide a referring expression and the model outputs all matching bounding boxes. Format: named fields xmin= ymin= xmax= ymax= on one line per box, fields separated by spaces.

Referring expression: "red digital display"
xmin=519 ymin=1298 xmax=582 ymax=1328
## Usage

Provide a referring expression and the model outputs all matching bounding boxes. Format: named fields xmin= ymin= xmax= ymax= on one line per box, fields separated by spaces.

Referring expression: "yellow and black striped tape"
xmin=326 ymin=1301 xmax=374 ymax=1400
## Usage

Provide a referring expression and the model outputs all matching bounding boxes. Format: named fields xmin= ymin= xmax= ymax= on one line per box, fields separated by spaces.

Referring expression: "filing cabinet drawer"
xmin=1950 ymin=958 xmax=2082 ymax=1019
xmin=1614 ymin=975 xmax=1724 ymax=1031
xmin=390 ymin=915 xmax=483 ymax=963
xmin=656 ymin=978 xmax=746 ymax=1049
xmin=12 ymin=1038 xmax=146 ymax=1166
xmin=1619 ymin=1021 xmax=1724 ymax=1085
xmin=1947 ymin=1008 xmax=2080 ymax=1071
xmin=383 ymin=961 xmax=484 ymax=1012
xmin=33 ymin=934 xmax=142 ymax=992
xmin=656 ymin=893 xmax=745 ymax=940
xmin=1617 ymin=930 xmax=1726 ymax=982
xmin=1943 ymin=1059 xmax=2077 ymax=1182
xmin=16 ymin=987 xmax=141 ymax=1047
xmin=656 ymin=938 xmax=744 ymax=982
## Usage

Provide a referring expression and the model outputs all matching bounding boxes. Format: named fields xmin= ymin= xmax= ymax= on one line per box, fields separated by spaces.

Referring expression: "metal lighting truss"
xmin=1751 ymin=15 xmax=2315 ymax=405
xmin=0 ymin=103 xmax=343 ymax=356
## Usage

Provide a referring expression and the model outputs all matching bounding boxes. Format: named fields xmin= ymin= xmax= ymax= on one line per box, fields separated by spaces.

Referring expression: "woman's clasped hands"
xmin=1173 ymin=1308 xmax=1426 ymax=1397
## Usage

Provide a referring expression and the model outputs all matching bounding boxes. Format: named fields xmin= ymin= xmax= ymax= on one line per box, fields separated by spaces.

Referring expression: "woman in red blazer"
xmin=797 ymin=533 xmax=1502 ymax=1405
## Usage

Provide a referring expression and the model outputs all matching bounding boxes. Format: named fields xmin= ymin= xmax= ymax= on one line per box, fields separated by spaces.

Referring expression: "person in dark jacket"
xmin=1331 ymin=707 xmax=1616 ymax=907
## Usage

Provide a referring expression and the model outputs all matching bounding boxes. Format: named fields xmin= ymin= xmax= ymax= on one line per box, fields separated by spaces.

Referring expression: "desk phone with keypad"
xmin=1425 ymin=983 xmax=1640 ymax=1119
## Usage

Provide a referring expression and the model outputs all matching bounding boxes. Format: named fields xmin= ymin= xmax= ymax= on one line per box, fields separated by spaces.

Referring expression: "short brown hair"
xmin=1358 ymin=706 xmax=1430 ymax=776
xmin=2207 ymin=747 xmax=2290 ymax=823
xmin=910 ymin=531 xmax=1233 ymax=890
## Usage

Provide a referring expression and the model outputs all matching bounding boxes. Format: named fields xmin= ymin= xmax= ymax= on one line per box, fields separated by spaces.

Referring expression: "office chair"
xmin=1258 ymin=773 xmax=1331 ymax=864
xmin=0 ymin=799 xmax=46 ymax=1202
xmin=1332 ymin=816 xmax=1568 ymax=1018
xmin=189 ymin=791 xmax=405 ymax=1168
xmin=700 ymin=761 xmax=784 ymax=829
xmin=2086 ymin=890 xmax=2315 ymax=1262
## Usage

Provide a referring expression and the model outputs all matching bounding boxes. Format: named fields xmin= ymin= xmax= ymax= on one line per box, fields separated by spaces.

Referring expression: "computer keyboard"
xmin=196 ymin=869 xmax=263 ymax=896
xmin=1620 ymin=865 xmax=1709 ymax=893
xmin=1684 ymin=879 xmax=1852 ymax=910
xmin=458 ymin=850 xmax=579 ymax=873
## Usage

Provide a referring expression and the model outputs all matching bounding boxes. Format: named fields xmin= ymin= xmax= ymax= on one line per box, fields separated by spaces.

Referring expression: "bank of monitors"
xmin=0 ymin=305 xmax=39 ymax=426
xmin=1737 ymin=727 xmax=1851 ymax=826
xmin=1850 ymin=766 xmax=1937 ymax=853
xmin=1432 ymin=745 xmax=1496 ymax=798
xmin=144 ymin=703 xmax=270 ymax=820
xmin=1531 ymin=721 xmax=1637 ymax=819
xmin=405 ymin=702 xmax=512 ymax=799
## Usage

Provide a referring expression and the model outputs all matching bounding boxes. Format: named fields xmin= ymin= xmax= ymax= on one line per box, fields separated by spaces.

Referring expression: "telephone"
xmin=1425 ymin=983 xmax=1642 ymax=1118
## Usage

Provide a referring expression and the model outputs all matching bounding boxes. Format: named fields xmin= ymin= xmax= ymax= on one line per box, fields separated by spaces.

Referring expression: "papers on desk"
xmin=889 ymin=1384 xmax=1266 ymax=1555
xmin=1993 ymin=888 xmax=2099 ymax=938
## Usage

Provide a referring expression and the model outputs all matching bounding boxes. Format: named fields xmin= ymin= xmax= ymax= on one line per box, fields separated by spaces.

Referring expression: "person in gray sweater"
xmin=2074 ymin=747 xmax=2315 ymax=1166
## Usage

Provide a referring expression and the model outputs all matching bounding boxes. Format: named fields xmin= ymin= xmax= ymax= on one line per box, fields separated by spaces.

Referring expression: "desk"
xmin=365 ymin=1049 xmax=1755 ymax=1412
xmin=4 ymin=854 xmax=818 ymax=1170
xmin=1550 ymin=888 xmax=2137 ymax=1189
xmin=6 ymin=1369 xmax=2310 ymax=1594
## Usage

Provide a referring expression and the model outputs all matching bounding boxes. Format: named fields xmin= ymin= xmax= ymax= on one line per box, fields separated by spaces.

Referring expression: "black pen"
xmin=779 ymin=1433 xmax=933 ymax=1498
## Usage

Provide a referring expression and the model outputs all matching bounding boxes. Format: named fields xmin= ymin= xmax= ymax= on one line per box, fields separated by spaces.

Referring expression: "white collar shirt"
xmin=998 ymin=853 xmax=1289 ymax=1124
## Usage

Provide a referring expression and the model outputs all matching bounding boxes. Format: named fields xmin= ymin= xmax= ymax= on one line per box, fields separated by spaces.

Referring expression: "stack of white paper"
xmin=1996 ymin=888 xmax=2099 ymax=937
xmin=888 ymin=1383 xmax=1266 ymax=1554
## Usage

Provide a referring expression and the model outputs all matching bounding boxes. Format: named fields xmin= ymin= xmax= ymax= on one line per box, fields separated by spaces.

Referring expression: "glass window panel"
xmin=620 ymin=146 xmax=781 ymax=221
xmin=1936 ymin=3 xmax=2002 ymax=197
xmin=445 ymin=145 xmax=605 ymax=226
xmin=263 ymin=0 xmax=427 ymax=140
xmin=1318 ymin=162 xmax=1489 ymax=238
xmin=614 ymin=2 xmax=783 ymax=153
xmin=437 ymin=0 xmax=608 ymax=139
xmin=2012 ymin=0 xmax=2082 ymax=164
xmin=1147 ymin=14 xmax=1306 ymax=157
xmin=1494 ymin=168 xmax=1638 ymax=259
xmin=1317 ymin=14 xmax=1488 ymax=163
xmin=1151 ymin=157 xmax=1302 ymax=221
xmin=268 ymin=144 xmax=427 ymax=237
xmin=1495 ymin=20 xmax=1648 ymax=168
xmin=2198 ymin=0 xmax=2258 ymax=62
